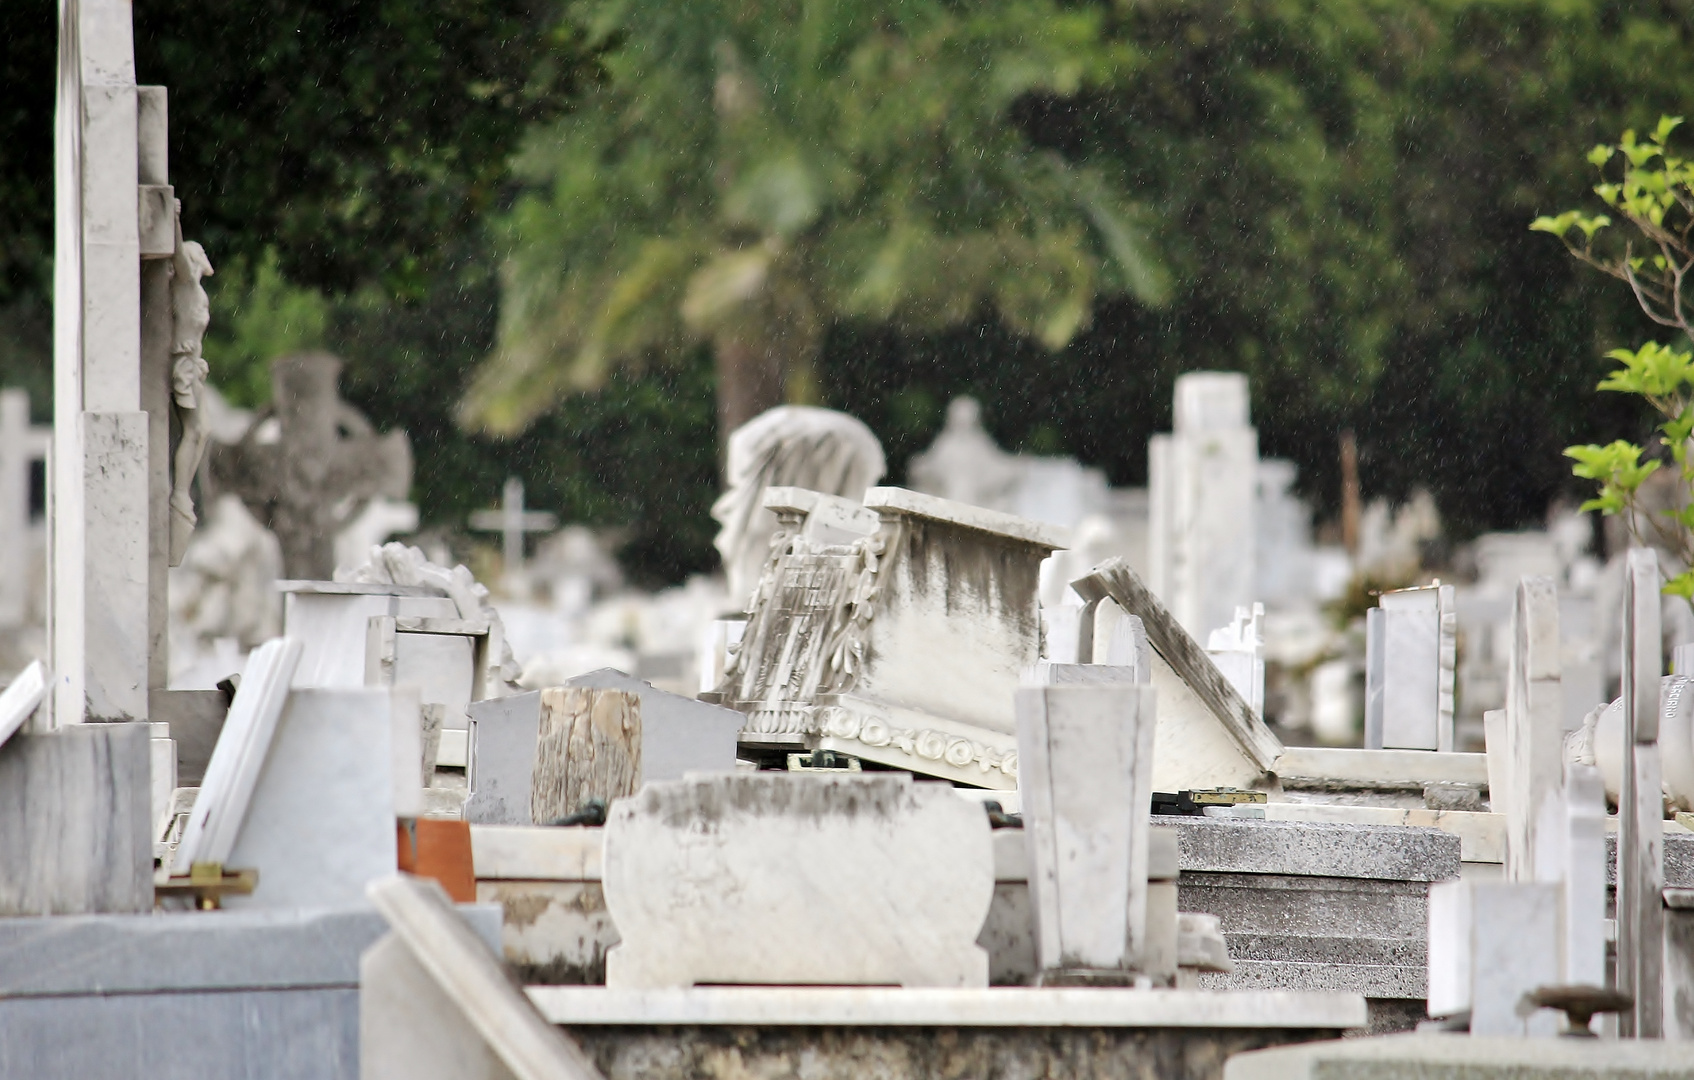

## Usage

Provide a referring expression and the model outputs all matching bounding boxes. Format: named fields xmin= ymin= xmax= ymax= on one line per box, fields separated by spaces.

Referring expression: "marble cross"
xmin=208 ymin=352 xmax=412 ymax=580
xmin=469 ymin=477 xmax=556 ymax=580
xmin=51 ymin=0 xmax=156 ymax=724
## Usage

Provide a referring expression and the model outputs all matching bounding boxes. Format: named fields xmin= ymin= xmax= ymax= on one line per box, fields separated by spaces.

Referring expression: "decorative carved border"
xmin=818 ymin=704 xmax=1018 ymax=780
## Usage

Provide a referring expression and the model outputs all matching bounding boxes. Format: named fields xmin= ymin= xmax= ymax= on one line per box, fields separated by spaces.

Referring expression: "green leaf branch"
xmin=1542 ymin=116 xmax=1694 ymax=603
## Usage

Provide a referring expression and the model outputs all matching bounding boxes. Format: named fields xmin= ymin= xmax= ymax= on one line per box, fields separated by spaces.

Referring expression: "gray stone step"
xmin=1201 ymin=959 xmax=1426 ymax=999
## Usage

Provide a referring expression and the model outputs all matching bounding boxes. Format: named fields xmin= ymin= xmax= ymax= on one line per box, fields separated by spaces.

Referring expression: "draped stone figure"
xmin=710 ymin=406 xmax=886 ymax=608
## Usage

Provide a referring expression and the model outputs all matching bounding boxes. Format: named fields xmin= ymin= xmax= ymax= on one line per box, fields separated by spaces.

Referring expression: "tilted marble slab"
xmin=1077 ymin=559 xmax=1282 ymax=790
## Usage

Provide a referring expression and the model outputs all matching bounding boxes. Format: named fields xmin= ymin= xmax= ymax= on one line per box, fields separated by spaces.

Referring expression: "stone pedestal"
xmin=1016 ymin=667 xmax=1157 ymax=981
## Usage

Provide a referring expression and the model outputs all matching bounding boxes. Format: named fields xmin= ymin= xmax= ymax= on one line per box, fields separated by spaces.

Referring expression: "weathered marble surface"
xmin=1157 ymin=818 xmax=1460 ymax=882
xmin=1077 ymin=560 xmax=1281 ymax=791
xmin=710 ymin=406 xmax=885 ymax=607
xmin=0 ymin=722 xmax=151 ymax=915
xmin=1165 ymin=818 xmax=1460 ymax=1025
xmin=602 ymin=773 xmax=993 ymax=988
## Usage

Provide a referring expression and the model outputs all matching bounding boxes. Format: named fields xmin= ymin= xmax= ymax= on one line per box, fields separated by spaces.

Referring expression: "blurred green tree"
xmin=463 ymin=0 xmax=1169 ymax=440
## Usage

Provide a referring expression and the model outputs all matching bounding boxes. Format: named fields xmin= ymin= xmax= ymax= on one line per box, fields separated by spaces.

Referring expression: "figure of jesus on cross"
xmin=470 ymin=477 xmax=557 ymax=591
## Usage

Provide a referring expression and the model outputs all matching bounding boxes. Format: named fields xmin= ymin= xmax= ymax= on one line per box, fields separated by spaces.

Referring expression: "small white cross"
xmin=469 ymin=477 xmax=558 ymax=576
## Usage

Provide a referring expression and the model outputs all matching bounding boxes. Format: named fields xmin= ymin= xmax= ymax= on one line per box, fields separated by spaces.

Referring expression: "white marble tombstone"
xmin=1147 ymin=372 xmax=1258 ymax=639
xmin=1534 ymin=763 xmax=1608 ymax=993
xmin=50 ymin=0 xmax=156 ymax=727
xmin=601 ymin=773 xmax=993 ymax=988
xmin=171 ymin=638 xmax=302 ymax=873
xmin=1016 ymin=666 xmax=1158 ymax=982
xmin=464 ymin=671 xmax=743 ymax=825
xmin=1074 ymin=560 xmax=1283 ymax=792
xmin=1504 ymin=577 xmax=1563 ymax=884
xmin=1206 ymin=603 xmax=1265 ymax=718
xmin=223 ymin=687 xmax=417 ymax=910
xmin=1364 ymin=584 xmax=1457 ymax=751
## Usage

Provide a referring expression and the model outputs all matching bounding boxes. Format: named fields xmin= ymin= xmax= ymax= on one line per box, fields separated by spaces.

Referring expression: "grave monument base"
xmin=532 ymin=986 xmax=1365 ymax=1080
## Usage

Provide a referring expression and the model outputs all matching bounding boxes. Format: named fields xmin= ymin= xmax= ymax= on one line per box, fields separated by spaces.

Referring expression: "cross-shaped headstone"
xmin=469 ymin=478 xmax=556 ymax=580
xmin=207 ymin=352 xmax=413 ymax=580
xmin=0 ymin=389 xmax=50 ymax=629
xmin=51 ymin=0 xmax=164 ymax=724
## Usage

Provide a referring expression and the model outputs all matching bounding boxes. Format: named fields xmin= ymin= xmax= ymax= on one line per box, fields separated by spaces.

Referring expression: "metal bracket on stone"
xmin=155 ymin=861 xmax=258 ymax=910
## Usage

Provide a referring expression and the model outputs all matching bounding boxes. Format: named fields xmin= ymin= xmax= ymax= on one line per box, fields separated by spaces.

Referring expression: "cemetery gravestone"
xmin=601 ymin=773 xmax=993 ymax=988
xmin=1148 ymin=373 xmax=1258 ymax=640
xmin=1076 ymin=560 xmax=1283 ymax=791
xmin=1364 ymin=584 xmax=1456 ymax=751
xmin=1207 ymin=604 xmax=1265 ymax=718
xmin=223 ymin=687 xmax=417 ymax=910
xmin=469 ymin=477 xmax=557 ymax=590
xmin=1618 ymin=548 xmax=1665 ymax=1038
xmin=51 ymin=0 xmax=151 ymax=727
xmin=1504 ymin=577 xmax=1562 ymax=884
xmin=529 ymin=687 xmax=640 ymax=826
xmin=465 ymin=673 xmax=743 ymax=825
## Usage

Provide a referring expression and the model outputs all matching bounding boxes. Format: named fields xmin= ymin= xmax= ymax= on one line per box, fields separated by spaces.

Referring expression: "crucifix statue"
xmin=168 ymin=206 xmax=213 ymax=564
xmin=469 ymin=477 xmax=557 ymax=584
xmin=207 ymin=352 xmax=412 ymax=580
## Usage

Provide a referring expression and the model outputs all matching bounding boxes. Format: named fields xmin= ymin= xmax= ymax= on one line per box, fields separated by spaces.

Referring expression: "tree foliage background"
xmin=2 ymin=0 xmax=1691 ymax=584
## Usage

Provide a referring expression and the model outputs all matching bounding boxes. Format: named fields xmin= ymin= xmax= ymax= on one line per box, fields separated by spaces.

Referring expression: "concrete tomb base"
xmin=1161 ymin=817 xmax=1461 ymax=1032
xmin=0 ymin=904 xmax=501 ymax=1080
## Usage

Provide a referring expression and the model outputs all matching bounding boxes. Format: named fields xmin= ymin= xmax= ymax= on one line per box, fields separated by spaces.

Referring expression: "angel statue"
xmin=169 ymin=204 xmax=214 ymax=564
